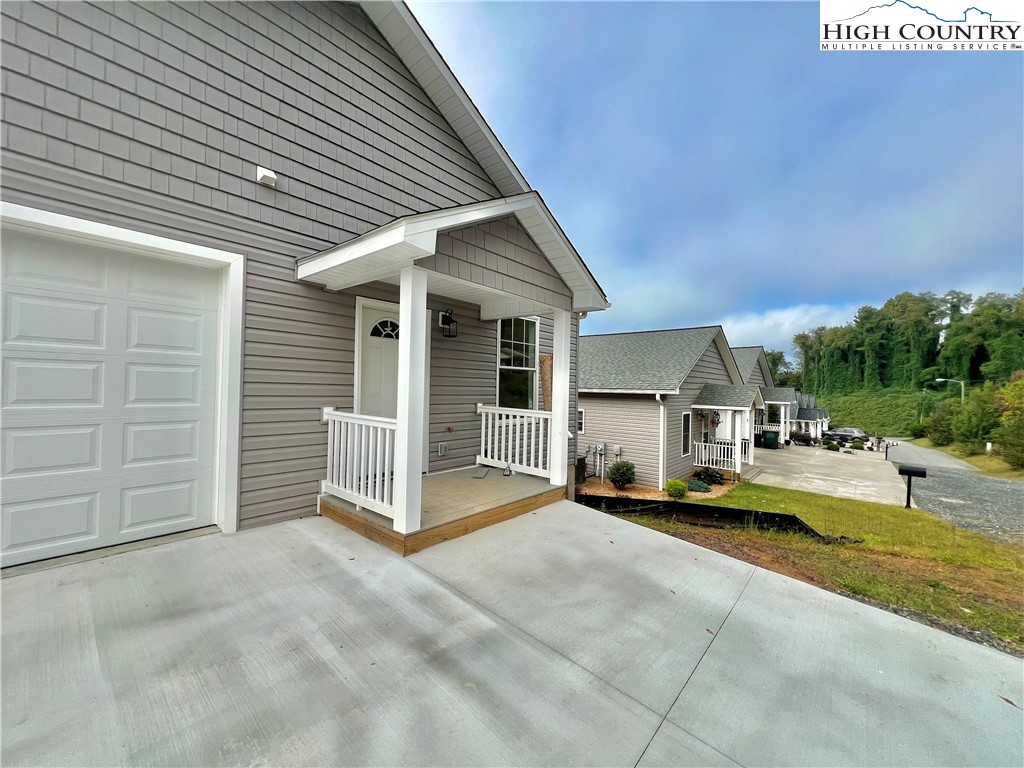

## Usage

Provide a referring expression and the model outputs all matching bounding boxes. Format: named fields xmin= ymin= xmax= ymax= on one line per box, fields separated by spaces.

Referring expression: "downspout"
xmin=656 ymin=394 xmax=666 ymax=490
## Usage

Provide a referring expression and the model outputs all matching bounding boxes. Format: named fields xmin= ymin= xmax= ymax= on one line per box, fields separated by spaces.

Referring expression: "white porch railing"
xmin=741 ymin=438 xmax=751 ymax=464
xmin=323 ymin=408 xmax=398 ymax=518
xmin=477 ymin=404 xmax=552 ymax=479
xmin=694 ymin=441 xmax=736 ymax=471
xmin=754 ymin=423 xmax=782 ymax=434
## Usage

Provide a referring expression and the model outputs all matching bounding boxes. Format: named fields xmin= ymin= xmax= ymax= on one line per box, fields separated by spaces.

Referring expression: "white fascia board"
xmin=297 ymin=225 xmax=436 ymax=282
xmin=753 ymin=390 xmax=766 ymax=408
xmin=691 ymin=403 xmax=753 ymax=411
xmin=0 ymin=203 xmax=243 ymax=266
xmin=579 ymin=388 xmax=679 ymax=396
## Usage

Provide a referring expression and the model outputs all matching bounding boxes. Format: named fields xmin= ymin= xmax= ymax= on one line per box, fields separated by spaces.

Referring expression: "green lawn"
xmin=910 ymin=437 xmax=1024 ymax=481
xmin=620 ymin=482 xmax=1024 ymax=650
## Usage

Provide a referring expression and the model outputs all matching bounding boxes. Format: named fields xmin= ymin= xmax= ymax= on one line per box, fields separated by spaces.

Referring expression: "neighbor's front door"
xmin=359 ymin=307 xmax=400 ymax=419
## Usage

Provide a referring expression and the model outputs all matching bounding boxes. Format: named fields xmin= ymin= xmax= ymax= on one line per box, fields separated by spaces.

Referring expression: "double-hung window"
xmin=498 ymin=317 xmax=538 ymax=410
xmin=577 ymin=409 xmax=586 ymax=435
xmin=681 ymin=413 xmax=691 ymax=456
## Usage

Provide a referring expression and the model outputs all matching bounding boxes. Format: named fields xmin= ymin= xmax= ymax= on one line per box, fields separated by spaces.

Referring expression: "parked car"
xmin=823 ymin=427 xmax=869 ymax=445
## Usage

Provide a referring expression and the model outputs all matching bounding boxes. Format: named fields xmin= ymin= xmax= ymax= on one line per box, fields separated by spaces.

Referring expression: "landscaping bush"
xmin=607 ymin=460 xmax=636 ymax=490
xmin=694 ymin=467 xmax=725 ymax=485
xmin=687 ymin=479 xmax=711 ymax=493
xmin=825 ymin=443 xmax=841 ymax=452
xmin=907 ymin=422 xmax=928 ymax=439
xmin=851 ymin=440 xmax=864 ymax=450
xmin=665 ymin=479 xmax=687 ymax=499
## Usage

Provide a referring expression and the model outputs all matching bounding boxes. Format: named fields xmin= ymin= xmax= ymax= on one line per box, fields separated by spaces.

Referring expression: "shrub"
xmin=825 ymin=443 xmax=841 ymax=452
xmin=850 ymin=440 xmax=864 ymax=450
xmin=907 ymin=422 xmax=928 ymax=439
xmin=926 ymin=399 xmax=957 ymax=446
xmin=607 ymin=460 xmax=635 ymax=490
xmin=952 ymin=383 xmax=1000 ymax=455
xmin=665 ymin=479 xmax=687 ymax=499
xmin=996 ymin=372 xmax=1024 ymax=469
xmin=687 ymin=479 xmax=711 ymax=493
xmin=694 ymin=467 xmax=725 ymax=486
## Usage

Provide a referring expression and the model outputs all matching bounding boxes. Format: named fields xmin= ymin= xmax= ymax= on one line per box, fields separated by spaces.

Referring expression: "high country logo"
xmin=820 ymin=0 xmax=1022 ymax=51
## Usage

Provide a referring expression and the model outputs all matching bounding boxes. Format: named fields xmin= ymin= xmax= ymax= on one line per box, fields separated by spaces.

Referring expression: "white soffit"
xmin=359 ymin=1 xmax=529 ymax=198
xmin=297 ymin=192 xmax=610 ymax=313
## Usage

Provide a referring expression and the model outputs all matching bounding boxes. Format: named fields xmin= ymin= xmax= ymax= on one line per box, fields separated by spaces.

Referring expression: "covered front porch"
xmin=296 ymin=193 xmax=608 ymax=549
xmin=690 ymin=384 xmax=765 ymax=479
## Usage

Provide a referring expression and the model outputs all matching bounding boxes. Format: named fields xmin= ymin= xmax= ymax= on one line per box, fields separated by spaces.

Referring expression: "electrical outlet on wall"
xmin=438 ymin=442 xmax=449 ymax=456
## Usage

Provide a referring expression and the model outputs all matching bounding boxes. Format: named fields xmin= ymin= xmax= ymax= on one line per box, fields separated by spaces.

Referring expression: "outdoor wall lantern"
xmin=439 ymin=308 xmax=457 ymax=338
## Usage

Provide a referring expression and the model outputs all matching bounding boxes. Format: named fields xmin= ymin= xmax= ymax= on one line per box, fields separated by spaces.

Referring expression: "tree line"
xmin=787 ymin=290 xmax=1023 ymax=394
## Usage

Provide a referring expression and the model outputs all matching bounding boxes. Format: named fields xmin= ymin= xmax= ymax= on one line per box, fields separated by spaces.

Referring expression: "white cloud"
xmin=713 ymin=303 xmax=865 ymax=356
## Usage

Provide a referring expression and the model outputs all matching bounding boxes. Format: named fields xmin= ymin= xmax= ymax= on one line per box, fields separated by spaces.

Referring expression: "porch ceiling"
xmin=296 ymin=192 xmax=609 ymax=316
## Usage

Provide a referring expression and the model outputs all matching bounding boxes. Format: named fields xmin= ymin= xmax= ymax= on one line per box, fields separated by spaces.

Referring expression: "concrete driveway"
xmin=3 ymin=504 xmax=1022 ymax=767
xmin=746 ymin=444 xmax=910 ymax=506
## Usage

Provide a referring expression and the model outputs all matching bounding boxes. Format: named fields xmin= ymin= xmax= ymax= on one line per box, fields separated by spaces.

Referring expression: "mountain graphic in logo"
xmin=830 ymin=1 xmax=1018 ymax=23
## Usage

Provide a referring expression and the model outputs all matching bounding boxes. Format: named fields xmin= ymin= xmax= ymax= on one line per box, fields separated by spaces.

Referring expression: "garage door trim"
xmin=1 ymin=202 xmax=245 ymax=536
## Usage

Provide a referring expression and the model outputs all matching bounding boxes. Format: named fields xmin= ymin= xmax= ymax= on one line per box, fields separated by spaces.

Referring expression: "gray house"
xmin=731 ymin=345 xmax=774 ymax=388
xmin=577 ymin=327 xmax=763 ymax=488
xmin=0 ymin=1 xmax=609 ymax=565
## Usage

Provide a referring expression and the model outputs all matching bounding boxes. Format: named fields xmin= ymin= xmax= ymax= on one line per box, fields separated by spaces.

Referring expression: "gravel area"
xmin=887 ymin=441 xmax=1024 ymax=545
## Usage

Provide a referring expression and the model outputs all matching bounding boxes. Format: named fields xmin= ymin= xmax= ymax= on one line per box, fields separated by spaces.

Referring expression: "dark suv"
xmin=823 ymin=427 xmax=869 ymax=445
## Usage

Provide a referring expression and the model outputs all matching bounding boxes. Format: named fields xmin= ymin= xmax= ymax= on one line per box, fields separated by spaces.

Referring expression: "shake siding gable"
xmin=576 ymin=395 xmax=660 ymax=487
xmin=663 ymin=339 xmax=735 ymax=483
xmin=0 ymin=1 xmax=517 ymax=527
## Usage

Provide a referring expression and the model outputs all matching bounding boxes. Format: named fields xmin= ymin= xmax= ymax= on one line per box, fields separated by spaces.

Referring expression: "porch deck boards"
xmin=318 ymin=467 xmax=566 ymax=556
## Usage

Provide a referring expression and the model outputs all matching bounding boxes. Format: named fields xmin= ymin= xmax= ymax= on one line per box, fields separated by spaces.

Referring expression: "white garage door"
xmin=1 ymin=229 xmax=221 ymax=566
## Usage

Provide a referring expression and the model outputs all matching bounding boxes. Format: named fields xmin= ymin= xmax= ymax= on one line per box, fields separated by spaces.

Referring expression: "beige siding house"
xmin=0 ymin=0 xmax=608 ymax=565
xmin=578 ymin=327 xmax=764 ymax=489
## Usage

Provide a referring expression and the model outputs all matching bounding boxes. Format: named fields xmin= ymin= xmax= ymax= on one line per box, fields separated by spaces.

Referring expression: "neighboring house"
xmin=731 ymin=345 xmax=775 ymax=388
xmin=0 ymin=1 xmax=609 ymax=566
xmin=757 ymin=386 xmax=799 ymax=444
xmin=795 ymin=392 xmax=831 ymax=439
xmin=577 ymin=327 xmax=764 ymax=488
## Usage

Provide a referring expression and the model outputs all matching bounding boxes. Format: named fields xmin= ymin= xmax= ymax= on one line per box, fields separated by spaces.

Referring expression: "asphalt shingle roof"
xmin=579 ymin=327 xmax=721 ymax=391
xmin=730 ymin=346 xmax=765 ymax=385
xmin=692 ymin=384 xmax=762 ymax=409
xmin=760 ymin=386 xmax=797 ymax=404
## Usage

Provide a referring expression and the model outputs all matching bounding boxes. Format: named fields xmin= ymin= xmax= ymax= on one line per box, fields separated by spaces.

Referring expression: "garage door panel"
xmin=3 ymin=292 xmax=107 ymax=350
xmin=2 ymin=424 xmax=101 ymax=477
xmin=1 ymin=233 xmax=222 ymax=567
xmin=1 ymin=492 xmax=101 ymax=558
xmin=2 ymin=358 xmax=105 ymax=408
xmin=127 ymin=306 xmax=209 ymax=356
xmin=1 ymin=231 xmax=109 ymax=294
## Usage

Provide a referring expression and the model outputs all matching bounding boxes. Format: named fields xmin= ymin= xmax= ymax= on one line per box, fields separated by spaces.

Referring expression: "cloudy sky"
xmin=410 ymin=1 xmax=1023 ymax=355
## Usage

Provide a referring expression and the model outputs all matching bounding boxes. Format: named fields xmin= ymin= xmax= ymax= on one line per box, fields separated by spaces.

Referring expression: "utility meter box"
xmin=595 ymin=443 xmax=606 ymax=455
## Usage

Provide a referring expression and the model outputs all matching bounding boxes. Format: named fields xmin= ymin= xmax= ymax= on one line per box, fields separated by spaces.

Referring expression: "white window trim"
xmin=577 ymin=408 xmax=585 ymax=435
xmin=681 ymin=412 xmax=692 ymax=457
xmin=495 ymin=315 xmax=540 ymax=410
xmin=0 ymin=202 xmax=245 ymax=533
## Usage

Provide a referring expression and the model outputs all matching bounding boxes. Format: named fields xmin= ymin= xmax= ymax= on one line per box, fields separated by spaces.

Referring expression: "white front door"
xmin=358 ymin=308 xmax=401 ymax=419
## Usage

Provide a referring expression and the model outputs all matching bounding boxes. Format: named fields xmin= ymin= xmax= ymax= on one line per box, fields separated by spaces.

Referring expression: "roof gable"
xmin=580 ymin=326 xmax=740 ymax=392
xmin=693 ymin=384 xmax=765 ymax=410
xmin=731 ymin=346 xmax=775 ymax=387
xmin=360 ymin=2 xmax=528 ymax=197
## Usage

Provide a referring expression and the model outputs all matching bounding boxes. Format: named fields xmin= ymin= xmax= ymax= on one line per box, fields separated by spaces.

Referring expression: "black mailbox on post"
xmin=897 ymin=465 xmax=927 ymax=509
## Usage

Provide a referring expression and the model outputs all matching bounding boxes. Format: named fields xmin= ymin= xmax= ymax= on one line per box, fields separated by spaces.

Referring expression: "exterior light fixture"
xmin=935 ymin=378 xmax=965 ymax=403
xmin=439 ymin=308 xmax=457 ymax=338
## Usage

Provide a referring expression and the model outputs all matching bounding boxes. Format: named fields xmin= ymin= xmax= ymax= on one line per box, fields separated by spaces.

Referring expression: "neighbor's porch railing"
xmin=741 ymin=438 xmax=751 ymax=464
xmin=477 ymin=404 xmax=552 ymax=479
xmin=754 ymin=423 xmax=782 ymax=434
xmin=323 ymin=408 xmax=397 ymax=518
xmin=693 ymin=440 xmax=737 ymax=471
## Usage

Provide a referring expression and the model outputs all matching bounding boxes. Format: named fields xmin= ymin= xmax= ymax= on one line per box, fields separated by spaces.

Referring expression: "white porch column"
xmin=392 ymin=266 xmax=428 ymax=534
xmin=782 ymin=405 xmax=790 ymax=445
xmin=732 ymin=411 xmax=741 ymax=476
xmin=549 ymin=308 xmax=571 ymax=487
xmin=746 ymin=408 xmax=754 ymax=465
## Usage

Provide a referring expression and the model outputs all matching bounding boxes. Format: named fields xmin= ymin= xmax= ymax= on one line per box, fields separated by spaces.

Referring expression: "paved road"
xmin=886 ymin=441 xmax=1024 ymax=545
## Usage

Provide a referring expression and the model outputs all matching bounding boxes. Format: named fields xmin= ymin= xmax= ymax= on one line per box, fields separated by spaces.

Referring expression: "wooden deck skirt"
xmin=319 ymin=486 xmax=567 ymax=556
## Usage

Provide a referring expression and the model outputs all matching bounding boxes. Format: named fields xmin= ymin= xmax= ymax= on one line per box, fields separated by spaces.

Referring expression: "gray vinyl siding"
xmin=0 ymin=0 xmax=505 ymax=528
xmin=747 ymin=364 xmax=769 ymax=387
xmin=423 ymin=215 xmax=573 ymax=310
xmin=664 ymin=341 xmax=735 ymax=482
xmin=576 ymin=394 xmax=660 ymax=488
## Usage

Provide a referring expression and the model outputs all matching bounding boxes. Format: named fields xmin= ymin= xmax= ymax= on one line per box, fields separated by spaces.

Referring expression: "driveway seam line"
xmin=632 ymin=566 xmax=756 ymax=768
xmin=405 ymin=559 xmax=665 ymax=721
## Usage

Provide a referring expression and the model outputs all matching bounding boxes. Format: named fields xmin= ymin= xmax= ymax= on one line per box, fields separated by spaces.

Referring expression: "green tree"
xmin=926 ymin=399 xmax=957 ymax=446
xmin=951 ymin=383 xmax=1000 ymax=455
xmin=995 ymin=371 xmax=1024 ymax=469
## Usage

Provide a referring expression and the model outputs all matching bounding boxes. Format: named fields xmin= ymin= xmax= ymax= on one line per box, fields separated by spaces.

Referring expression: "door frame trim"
xmin=0 ymin=202 xmax=245 ymax=536
xmin=354 ymin=296 xmax=430 ymax=473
